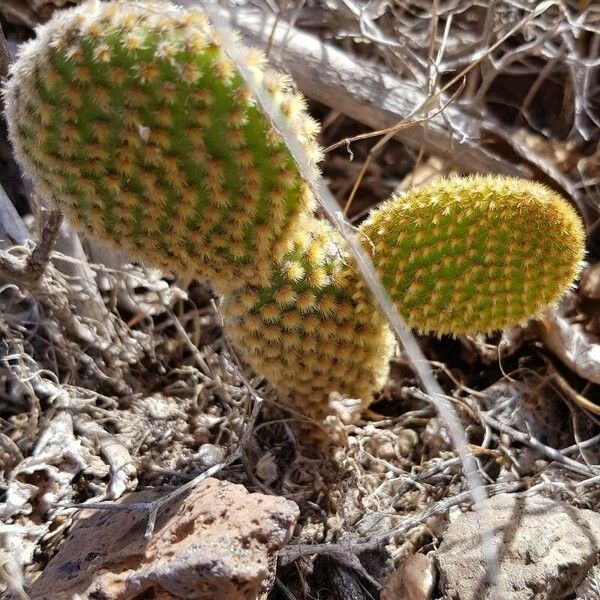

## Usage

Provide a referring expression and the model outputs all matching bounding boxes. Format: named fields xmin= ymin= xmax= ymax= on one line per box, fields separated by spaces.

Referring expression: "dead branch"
xmin=0 ymin=203 xmax=62 ymax=286
xmin=65 ymin=374 xmax=265 ymax=539
xmin=540 ymin=308 xmax=600 ymax=386
xmin=0 ymin=189 xmax=148 ymax=364
xmin=0 ymin=207 xmax=99 ymax=347
xmin=73 ymin=418 xmax=137 ymax=500
xmin=480 ymin=412 xmax=598 ymax=479
xmin=279 ymin=480 xmax=522 ymax=564
xmin=196 ymin=2 xmax=530 ymax=179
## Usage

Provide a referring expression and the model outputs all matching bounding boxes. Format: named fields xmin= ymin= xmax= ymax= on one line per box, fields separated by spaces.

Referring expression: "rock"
xmin=28 ymin=478 xmax=299 ymax=600
xmin=437 ymin=493 xmax=600 ymax=600
xmin=381 ymin=553 xmax=436 ymax=600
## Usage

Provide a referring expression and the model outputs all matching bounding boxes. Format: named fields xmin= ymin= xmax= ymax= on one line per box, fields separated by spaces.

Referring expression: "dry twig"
xmin=65 ymin=366 xmax=265 ymax=539
xmin=208 ymin=2 xmax=530 ymax=178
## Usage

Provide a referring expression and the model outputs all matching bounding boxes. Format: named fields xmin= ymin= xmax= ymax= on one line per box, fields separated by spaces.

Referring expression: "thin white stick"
xmin=202 ymin=0 xmax=499 ymax=579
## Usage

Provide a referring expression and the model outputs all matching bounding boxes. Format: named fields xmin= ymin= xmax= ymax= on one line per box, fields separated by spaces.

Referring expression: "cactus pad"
xmin=5 ymin=0 xmax=321 ymax=289
xmin=222 ymin=216 xmax=394 ymax=417
xmin=357 ymin=175 xmax=585 ymax=335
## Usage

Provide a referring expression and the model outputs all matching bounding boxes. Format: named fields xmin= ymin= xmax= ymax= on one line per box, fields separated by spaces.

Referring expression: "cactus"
xmin=222 ymin=215 xmax=394 ymax=417
xmin=356 ymin=175 xmax=586 ymax=335
xmin=221 ymin=176 xmax=585 ymax=416
xmin=4 ymin=0 xmax=321 ymax=291
xmin=3 ymin=0 xmax=587 ymax=424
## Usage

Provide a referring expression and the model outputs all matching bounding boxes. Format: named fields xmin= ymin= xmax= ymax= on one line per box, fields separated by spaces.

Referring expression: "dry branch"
xmin=0 ymin=205 xmax=100 ymax=347
xmin=203 ymin=2 xmax=531 ymax=179
xmin=280 ymin=480 xmax=522 ymax=564
xmin=0 ymin=203 xmax=62 ymax=286
xmin=540 ymin=308 xmax=600 ymax=386
xmin=73 ymin=418 xmax=137 ymax=500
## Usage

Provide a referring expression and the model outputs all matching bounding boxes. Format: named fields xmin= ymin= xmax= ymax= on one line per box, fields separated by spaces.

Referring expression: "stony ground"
xmin=1 ymin=1 xmax=600 ymax=599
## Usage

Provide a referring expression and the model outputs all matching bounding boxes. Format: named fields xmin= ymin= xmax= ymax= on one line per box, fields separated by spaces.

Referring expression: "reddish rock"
xmin=29 ymin=478 xmax=299 ymax=599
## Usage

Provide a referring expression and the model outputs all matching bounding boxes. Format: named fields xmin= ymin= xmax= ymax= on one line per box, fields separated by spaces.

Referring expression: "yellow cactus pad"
xmin=223 ymin=216 xmax=394 ymax=418
xmin=5 ymin=0 xmax=321 ymax=290
xmin=357 ymin=175 xmax=585 ymax=335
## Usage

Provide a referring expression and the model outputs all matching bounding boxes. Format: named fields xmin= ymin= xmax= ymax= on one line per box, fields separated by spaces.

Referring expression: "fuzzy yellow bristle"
xmin=282 ymin=261 xmax=305 ymax=282
xmin=222 ymin=217 xmax=394 ymax=421
xmin=358 ymin=175 xmax=585 ymax=335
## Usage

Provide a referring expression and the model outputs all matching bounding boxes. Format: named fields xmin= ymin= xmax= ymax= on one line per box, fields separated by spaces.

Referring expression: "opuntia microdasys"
xmin=5 ymin=0 xmax=322 ymax=292
xmin=355 ymin=175 xmax=585 ymax=335
xmin=4 ymin=1 xmax=587 ymax=421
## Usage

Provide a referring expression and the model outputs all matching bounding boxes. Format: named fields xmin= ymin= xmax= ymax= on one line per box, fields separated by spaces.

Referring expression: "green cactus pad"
xmin=357 ymin=175 xmax=585 ymax=335
xmin=222 ymin=216 xmax=394 ymax=417
xmin=5 ymin=0 xmax=321 ymax=289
